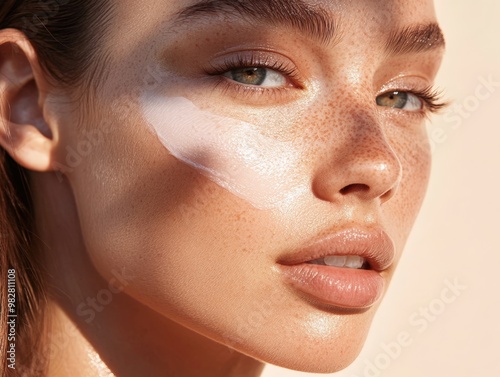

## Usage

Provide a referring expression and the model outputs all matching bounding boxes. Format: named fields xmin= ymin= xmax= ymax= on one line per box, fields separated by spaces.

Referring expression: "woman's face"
xmin=53 ymin=0 xmax=444 ymax=372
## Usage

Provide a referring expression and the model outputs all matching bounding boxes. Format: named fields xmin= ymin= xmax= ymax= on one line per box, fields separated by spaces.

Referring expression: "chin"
xmin=258 ymin=339 xmax=366 ymax=374
xmin=227 ymin=307 xmax=375 ymax=374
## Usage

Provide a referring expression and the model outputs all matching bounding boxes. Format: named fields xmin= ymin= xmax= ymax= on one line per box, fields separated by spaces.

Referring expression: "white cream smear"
xmin=140 ymin=94 xmax=309 ymax=210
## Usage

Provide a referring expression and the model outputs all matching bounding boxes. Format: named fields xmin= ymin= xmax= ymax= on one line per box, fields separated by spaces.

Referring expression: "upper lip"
xmin=277 ymin=228 xmax=395 ymax=272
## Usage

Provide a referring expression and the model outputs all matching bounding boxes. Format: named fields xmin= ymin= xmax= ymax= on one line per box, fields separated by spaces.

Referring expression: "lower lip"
xmin=278 ymin=264 xmax=385 ymax=309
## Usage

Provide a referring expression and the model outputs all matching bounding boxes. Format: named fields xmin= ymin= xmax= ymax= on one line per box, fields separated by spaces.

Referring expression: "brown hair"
xmin=0 ymin=1 xmax=112 ymax=375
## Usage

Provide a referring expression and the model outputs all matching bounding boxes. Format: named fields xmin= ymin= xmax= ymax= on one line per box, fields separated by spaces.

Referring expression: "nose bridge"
xmin=311 ymin=105 xmax=403 ymax=204
xmin=344 ymin=115 xmax=402 ymax=190
xmin=341 ymin=109 xmax=400 ymax=170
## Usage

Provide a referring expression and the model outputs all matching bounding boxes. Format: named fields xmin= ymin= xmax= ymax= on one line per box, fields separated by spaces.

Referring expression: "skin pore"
xmin=0 ymin=0 xmax=445 ymax=376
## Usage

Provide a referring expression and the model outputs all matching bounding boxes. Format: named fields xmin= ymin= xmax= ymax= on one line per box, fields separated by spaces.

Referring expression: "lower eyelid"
xmin=210 ymin=76 xmax=301 ymax=106
xmin=221 ymin=76 xmax=288 ymax=90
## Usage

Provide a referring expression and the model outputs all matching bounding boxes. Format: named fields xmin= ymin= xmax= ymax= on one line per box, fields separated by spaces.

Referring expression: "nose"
xmin=311 ymin=112 xmax=402 ymax=205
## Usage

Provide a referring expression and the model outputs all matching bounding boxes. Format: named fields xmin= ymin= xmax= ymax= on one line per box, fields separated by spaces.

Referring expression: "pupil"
xmin=376 ymin=91 xmax=408 ymax=109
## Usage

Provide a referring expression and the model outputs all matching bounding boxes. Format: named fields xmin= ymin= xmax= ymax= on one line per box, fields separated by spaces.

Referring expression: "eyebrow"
xmin=173 ymin=0 xmax=445 ymax=57
xmin=385 ymin=23 xmax=446 ymax=56
xmin=173 ymin=0 xmax=338 ymax=46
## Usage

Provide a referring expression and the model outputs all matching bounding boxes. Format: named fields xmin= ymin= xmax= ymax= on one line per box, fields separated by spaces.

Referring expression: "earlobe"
xmin=0 ymin=29 xmax=56 ymax=172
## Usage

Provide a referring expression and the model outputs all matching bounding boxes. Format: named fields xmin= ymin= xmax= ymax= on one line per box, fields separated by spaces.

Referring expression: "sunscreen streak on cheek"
xmin=140 ymin=94 xmax=308 ymax=210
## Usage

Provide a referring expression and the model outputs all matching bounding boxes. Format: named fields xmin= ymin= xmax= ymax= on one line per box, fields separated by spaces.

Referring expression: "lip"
xmin=276 ymin=228 xmax=395 ymax=309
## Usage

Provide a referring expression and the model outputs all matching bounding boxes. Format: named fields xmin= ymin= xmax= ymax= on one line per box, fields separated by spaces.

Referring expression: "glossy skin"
xmin=0 ymin=0 xmax=444 ymax=376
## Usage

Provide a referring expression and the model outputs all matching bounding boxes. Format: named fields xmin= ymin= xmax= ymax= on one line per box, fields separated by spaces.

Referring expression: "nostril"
xmin=339 ymin=183 xmax=370 ymax=196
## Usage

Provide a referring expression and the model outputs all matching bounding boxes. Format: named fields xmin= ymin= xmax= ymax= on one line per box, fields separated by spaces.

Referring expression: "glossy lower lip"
xmin=276 ymin=228 xmax=394 ymax=309
xmin=278 ymin=264 xmax=384 ymax=309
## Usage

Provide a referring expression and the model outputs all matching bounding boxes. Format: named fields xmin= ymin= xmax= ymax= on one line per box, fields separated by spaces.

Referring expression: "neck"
xmin=30 ymin=171 xmax=264 ymax=377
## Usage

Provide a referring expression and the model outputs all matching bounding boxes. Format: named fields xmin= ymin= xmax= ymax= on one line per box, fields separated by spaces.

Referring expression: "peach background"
xmin=263 ymin=1 xmax=500 ymax=376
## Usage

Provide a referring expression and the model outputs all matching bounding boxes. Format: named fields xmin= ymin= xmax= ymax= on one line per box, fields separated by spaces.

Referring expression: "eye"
xmin=223 ymin=67 xmax=287 ymax=88
xmin=376 ymin=91 xmax=423 ymax=111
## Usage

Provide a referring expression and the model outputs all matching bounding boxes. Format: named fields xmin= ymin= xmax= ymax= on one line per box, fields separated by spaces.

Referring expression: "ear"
xmin=0 ymin=28 xmax=57 ymax=171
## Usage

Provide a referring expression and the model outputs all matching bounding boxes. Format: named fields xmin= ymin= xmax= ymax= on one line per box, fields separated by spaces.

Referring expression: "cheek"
xmin=385 ymin=124 xmax=431 ymax=246
xmin=67 ymin=103 xmax=282 ymax=302
xmin=140 ymin=94 xmax=310 ymax=210
xmin=400 ymin=127 xmax=432 ymax=206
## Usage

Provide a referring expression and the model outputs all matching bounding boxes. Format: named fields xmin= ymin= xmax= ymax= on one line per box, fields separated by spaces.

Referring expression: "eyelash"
xmin=205 ymin=54 xmax=447 ymax=114
xmin=205 ymin=53 xmax=302 ymax=97
xmin=401 ymin=86 xmax=447 ymax=114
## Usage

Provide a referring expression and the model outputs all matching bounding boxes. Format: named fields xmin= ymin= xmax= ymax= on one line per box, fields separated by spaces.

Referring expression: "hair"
xmin=0 ymin=1 xmax=113 ymax=375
